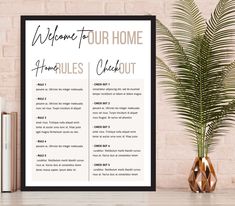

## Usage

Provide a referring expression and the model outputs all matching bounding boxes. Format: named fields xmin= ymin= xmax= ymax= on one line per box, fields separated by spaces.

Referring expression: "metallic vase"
xmin=188 ymin=157 xmax=217 ymax=193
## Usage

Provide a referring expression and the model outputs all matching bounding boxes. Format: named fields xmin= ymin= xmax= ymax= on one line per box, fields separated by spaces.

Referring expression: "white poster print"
xmin=22 ymin=16 xmax=155 ymax=190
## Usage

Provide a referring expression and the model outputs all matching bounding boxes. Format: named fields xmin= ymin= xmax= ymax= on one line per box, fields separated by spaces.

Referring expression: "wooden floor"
xmin=1 ymin=189 xmax=235 ymax=205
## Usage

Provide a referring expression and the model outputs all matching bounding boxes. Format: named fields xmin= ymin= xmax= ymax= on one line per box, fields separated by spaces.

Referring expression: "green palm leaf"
xmin=157 ymin=0 xmax=235 ymax=157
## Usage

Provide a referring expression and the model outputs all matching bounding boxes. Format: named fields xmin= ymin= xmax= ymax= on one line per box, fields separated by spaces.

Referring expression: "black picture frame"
xmin=21 ymin=15 xmax=156 ymax=191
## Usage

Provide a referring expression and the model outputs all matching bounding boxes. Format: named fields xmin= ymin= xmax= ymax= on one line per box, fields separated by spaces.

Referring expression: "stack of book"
xmin=0 ymin=97 xmax=18 ymax=192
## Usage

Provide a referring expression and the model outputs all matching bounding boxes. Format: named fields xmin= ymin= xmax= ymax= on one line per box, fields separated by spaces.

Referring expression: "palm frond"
xmin=156 ymin=19 xmax=192 ymax=71
xmin=222 ymin=61 xmax=235 ymax=93
xmin=202 ymin=0 xmax=235 ymax=69
xmin=205 ymin=99 xmax=235 ymax=154
xmin=157 ymin=56 xmax=199 ymax=142
xmin=172 ymin=0 xmax=205 ymax=40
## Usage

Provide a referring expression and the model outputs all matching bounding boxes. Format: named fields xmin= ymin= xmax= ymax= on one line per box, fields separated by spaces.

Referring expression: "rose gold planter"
xmin=188 ymin=157 xmax=217 ymax=193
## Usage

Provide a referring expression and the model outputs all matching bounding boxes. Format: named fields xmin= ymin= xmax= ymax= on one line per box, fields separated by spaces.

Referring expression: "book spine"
xmin=0 ymin=110 xmax=1 ymax=191
xmin=11 ymin=112 xmax=17 ymax=192
xmin=2 ymin=114 xmax=11 ymax=192
xmin=0 ymin=97 xmax=5 ymax=192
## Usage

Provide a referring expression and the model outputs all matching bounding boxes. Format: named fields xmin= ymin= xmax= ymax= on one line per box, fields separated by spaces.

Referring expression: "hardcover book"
xmin=2 ymin=112 xmax=17 ymax=192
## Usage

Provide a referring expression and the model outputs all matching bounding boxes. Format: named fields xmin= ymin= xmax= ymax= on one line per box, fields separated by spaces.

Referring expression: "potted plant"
xmin=157 ymin=0 xmax=235 ymax=192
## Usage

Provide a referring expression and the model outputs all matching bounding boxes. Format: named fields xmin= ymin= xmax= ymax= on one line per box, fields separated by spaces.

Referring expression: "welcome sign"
xmin=21 ymin=16 xmax=156 ymax=191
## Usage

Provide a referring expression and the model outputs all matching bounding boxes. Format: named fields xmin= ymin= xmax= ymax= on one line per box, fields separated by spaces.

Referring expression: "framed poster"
xmin=21 ymin=15 xmax=156 ymax=191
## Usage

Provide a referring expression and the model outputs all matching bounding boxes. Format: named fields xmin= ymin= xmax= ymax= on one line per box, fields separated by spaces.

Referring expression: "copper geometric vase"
xmin=188 ymin=157 xmax=217 ymax=193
